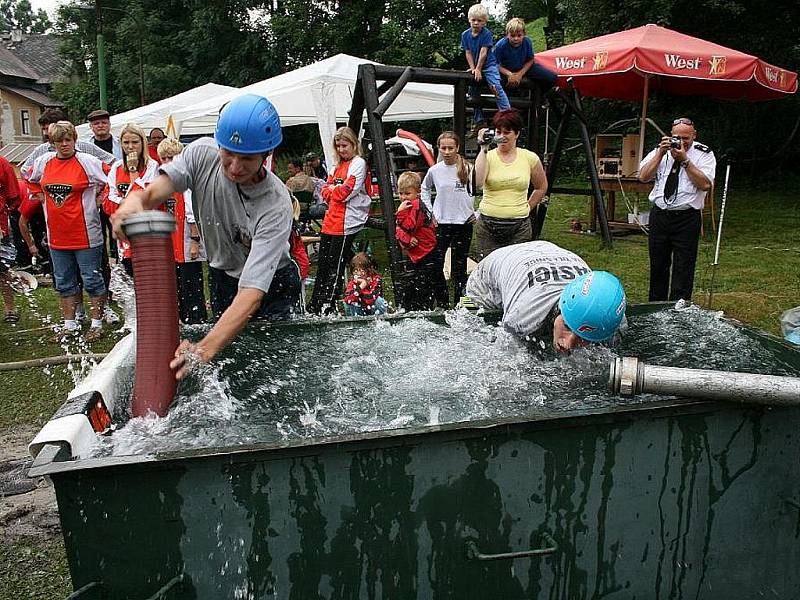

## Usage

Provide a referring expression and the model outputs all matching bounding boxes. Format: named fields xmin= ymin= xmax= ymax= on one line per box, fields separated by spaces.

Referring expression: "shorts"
xmin=50 ymin=246 xmax=107 ymax=297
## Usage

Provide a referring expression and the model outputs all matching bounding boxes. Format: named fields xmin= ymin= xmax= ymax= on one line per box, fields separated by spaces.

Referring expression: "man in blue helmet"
xmin=464 ymin=241 xmax=626 ymax=352
xmin=112 ymin=94 xmax=300 ymax=379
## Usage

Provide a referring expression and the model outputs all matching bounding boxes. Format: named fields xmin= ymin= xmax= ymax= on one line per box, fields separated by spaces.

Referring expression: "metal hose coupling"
xmin=609 ymin=356 xmax=800 ymax=406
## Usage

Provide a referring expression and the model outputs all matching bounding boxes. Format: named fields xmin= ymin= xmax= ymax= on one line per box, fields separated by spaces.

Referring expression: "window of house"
xmin=21 ymin=109 xmax=31 ymax=135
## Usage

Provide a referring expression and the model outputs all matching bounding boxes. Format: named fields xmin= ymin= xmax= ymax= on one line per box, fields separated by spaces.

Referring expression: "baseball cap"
xmin=87 ymin=109 xmax=110 ymax=121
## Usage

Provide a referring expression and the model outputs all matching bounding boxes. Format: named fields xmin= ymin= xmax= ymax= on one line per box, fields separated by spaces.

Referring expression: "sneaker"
xmin=458 ymin=296 xmax=480 ymax=311
xmin=83 ymin=327 xmax=105 ymax=343
xmin=103 ymin=305 xmax=120 ymax=324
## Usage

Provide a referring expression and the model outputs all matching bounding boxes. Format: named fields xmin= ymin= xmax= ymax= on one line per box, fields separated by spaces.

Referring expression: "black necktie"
xmin=663 ymin=159 xmax=680 ymax=204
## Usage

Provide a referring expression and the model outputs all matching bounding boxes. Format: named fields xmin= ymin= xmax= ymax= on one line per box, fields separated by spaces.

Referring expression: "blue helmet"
xmin=215 ymin=94 xmax=282 ymax=154
xmin=559 ymin=271 xmax=626 ymax=343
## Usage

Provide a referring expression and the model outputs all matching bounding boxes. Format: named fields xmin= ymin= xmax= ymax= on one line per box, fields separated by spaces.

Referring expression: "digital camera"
xmin=480 ymin=128 xmax=507 ymax=146
xmin=670 ymin=136 xmax=682 ymax=149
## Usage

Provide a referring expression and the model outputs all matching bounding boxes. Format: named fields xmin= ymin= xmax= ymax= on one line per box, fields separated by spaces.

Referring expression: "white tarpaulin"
xmin=168 ymin=54 xmax=454 ymax=169
xmin=75 ymin=82 xmax=237 ymax=138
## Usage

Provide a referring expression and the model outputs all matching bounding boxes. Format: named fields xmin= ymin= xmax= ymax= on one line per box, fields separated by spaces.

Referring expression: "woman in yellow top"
xmin=474 ymin=108 xmax=547 ymax=260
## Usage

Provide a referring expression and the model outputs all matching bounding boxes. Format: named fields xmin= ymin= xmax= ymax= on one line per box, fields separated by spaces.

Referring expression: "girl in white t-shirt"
xmin=421 ymin=131 xmax=476 ymax=306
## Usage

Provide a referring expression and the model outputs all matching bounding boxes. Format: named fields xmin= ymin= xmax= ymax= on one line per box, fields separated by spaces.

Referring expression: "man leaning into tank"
xmin=463 ymin=241 xmax=627 ymax=353
xmin=111 ymin=94 xmax=301 ymax=380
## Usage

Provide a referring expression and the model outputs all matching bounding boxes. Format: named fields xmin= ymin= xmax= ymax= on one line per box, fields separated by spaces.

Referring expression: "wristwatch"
xmin=681 ymin=159 xmax=691 ymax=168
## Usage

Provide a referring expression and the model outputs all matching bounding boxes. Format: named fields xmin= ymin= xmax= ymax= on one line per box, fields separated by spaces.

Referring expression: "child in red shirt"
xmin=394 ymin=171 xmax=448 ymax=311
xmin=342 ymin=252 xmax=388 ymax=316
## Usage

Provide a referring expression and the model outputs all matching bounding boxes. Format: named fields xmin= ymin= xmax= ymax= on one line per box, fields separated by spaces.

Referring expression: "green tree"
xmin=0 ymin=0 xmax=52 ymax=33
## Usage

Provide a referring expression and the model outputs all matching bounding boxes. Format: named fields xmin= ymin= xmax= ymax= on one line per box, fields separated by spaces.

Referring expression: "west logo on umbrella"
xmin=709 ymin=56 xmax=727 ymax=76
xmin=555 ymin=56 xmax=587 ymax=70
xmin=765 ymin=67 xmax=787 ymax=88
xmin=664 ymin=54 xmax=702 ymax=70
xmin=593 ymin=51 xmax=608 ymax=71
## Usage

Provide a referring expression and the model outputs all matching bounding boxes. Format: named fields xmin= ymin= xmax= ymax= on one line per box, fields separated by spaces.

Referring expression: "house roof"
xmin=6 ymin=35 xmax=68 ymax=85
xmin=0 ymin=85 xmax=61 ymax=106
xmin=0 ymin=43 xmax=38 ymax=80
xmin=0 ymin=142 xmax=39 ymax=164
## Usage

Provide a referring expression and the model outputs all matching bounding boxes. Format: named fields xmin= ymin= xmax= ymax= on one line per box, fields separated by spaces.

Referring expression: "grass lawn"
xmin=0 ymin=184 xmax=796 ymax=597
xmin=543 ymin=183 xmax=799 ymax=334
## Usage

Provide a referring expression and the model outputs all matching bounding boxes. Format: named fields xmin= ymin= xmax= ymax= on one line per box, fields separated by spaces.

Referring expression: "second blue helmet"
xmin=559 ymin=271 xmax=626 ymax=343
xmin=215 ymin=94 xmax=282 ymax=154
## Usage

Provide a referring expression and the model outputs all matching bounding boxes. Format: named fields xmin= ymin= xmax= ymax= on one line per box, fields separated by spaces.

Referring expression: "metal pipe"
xmin=609 ymin=356 xmax=800 ymax=406
xmin=707 ymin=161 xmax=732 ymax=309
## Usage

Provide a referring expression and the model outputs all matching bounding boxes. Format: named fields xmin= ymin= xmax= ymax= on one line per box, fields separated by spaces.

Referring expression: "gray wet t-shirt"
xmin=160 ymin=138 xmax=292 ymax=293
xmin=466 ymin=241 xmax=592 ymax=337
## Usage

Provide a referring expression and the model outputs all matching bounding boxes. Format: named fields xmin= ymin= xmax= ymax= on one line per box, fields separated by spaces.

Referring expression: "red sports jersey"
xmin=18 ymin=181 xmax=42 ymax=221
xmin=163 ymin=189 xmax=206 ymax=263
xmin=28 ymin=152 xmax=109 ymax=250
xmin=103 ymin=159 xmax=160 ymax=258
xmin=320 ymin=157 xmax=371 ymax=236
xmin=148 ymin=145 xmax=162 ymax=164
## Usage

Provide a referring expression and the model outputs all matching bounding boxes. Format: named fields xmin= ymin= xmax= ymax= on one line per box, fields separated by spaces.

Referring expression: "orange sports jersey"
xmin=103 ymin=159 xmax=161 ymax=258
xmin=320 ymin=156 xmax=371 ymax=236
xmin=163 ymin=189 xmax=205 ymax=263
xmin=28 ymin=152 xmax=109 ymax=250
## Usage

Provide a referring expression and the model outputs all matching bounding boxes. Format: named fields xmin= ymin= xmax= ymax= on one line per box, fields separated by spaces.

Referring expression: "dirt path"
xmin=0 ymin=425 xmax=61 ymax=542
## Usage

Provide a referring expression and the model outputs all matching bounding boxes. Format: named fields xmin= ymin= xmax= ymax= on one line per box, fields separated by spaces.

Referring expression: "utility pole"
xmin=95 ymin=0 xmax=107 ymax=110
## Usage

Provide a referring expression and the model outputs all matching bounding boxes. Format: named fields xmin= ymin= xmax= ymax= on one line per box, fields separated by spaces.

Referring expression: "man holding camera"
xmin=639 ymin=117 xmax=716 ymax=302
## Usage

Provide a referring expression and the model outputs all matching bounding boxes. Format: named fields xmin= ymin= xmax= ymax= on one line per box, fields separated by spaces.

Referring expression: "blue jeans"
xmin=50 ymin=246 xmax=106 ymax=297
xmin=470 ymin=64 xmax=511 ymax=124
xmin=344 ymin=296 xmax=388 ymax=316
xmin=208 ymin=263 xmax=301 ymax=321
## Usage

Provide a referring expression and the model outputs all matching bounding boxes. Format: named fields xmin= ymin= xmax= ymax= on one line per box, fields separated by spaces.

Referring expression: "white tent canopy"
xmin=75 ymin=82 xmax=237 ymax=138
xmin=169 ymin=54 xmax=454 ymax=169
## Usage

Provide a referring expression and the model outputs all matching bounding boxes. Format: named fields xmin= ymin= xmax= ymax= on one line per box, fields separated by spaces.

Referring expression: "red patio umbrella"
xmin=537 ymin=24 xmax=797 ymax=165
xmin=537 ymin=23 xmax=797 ymax=102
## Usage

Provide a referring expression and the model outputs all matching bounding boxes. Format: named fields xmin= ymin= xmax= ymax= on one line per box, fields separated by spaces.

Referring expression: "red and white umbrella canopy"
xmin=537 ymin=24 xmax=797 ymax=102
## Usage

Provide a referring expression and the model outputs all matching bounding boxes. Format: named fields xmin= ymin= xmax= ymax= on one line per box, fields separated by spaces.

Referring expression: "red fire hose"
xmin=396 ymin=129 xmax=435 ymax=167
xmin=123 ymin=211 xmax=179 ymax=418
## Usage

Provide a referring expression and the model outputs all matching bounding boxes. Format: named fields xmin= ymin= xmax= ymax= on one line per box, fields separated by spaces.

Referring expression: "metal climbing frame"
xmin=347 ymin=65 xmax=612 ymax=301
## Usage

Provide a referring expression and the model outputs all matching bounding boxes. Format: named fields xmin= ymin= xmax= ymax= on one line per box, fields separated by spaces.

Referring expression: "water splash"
xmin=88 ymin=306 xmax=799 ymax=458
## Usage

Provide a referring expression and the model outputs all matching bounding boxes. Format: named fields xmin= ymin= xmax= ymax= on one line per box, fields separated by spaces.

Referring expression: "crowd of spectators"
xmin=0 ymin=8 xmax=716 ymax=359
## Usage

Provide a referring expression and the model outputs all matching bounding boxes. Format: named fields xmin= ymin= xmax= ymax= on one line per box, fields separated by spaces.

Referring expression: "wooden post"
xmin=361 ymin=65 xmax=405 ymax=302
xmin=573 ymin=87 xmax=612 ymax=247
xmin=637 ymin=76 xmax=650 ymax=175
xmin=347 ymin=73 xmax=365 ymax=134
xmin=533 ymin=99 xmax=569 ymax=239
xmin=454 ymin=79 xmax=467 ymax=143
xmin=530 ymin=85 xmax=541 ymax=154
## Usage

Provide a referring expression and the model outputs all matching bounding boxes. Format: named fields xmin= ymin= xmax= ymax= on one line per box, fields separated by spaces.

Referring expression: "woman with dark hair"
xmin=473 ymin=108 xmax=547 ymax=260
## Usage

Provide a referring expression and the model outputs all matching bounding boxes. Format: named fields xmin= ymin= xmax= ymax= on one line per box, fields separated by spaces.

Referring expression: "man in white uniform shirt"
xmin=639 ymin=117 xmax=716 ymax=302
